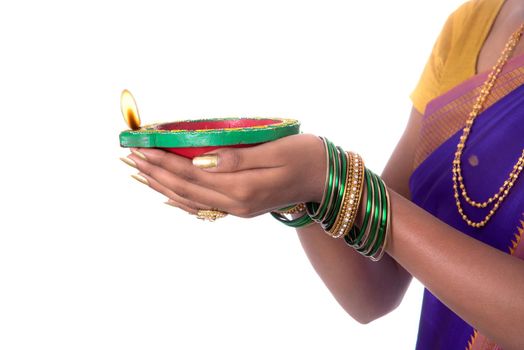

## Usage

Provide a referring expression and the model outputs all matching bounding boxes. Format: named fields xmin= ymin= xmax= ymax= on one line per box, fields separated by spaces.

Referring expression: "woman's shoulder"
xmin=449 ymin=0 xmax=504 ymax=32
xmin=453 ymin=0 xmax=501 ymax=15
xmin=411 ymin=0 xmax=505 ymax=114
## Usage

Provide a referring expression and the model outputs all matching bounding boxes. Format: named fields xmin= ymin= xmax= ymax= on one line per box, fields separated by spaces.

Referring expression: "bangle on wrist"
xmin=269 ymin=136 xmax=391 ymax=260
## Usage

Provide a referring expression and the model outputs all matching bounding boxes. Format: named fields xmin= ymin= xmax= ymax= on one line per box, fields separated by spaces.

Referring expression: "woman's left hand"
xmin=123 ymin=133 xmax=326 ymax=217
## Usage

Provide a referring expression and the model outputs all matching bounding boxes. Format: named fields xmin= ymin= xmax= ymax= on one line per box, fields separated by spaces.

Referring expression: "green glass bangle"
xmin=345 ymin=168 xmax=372 ymax=246
xmin=367 ymin=173 xmax=388 ymax=257
xmin=363 ymin=172 xmax=386 ymax=256
xmin=307 ymin=139 xmax=336 ymax=221
xmin=360 ymin=171 xmax=381 ymax=255
xmin=323 ymin=146 xmax=347 ymax=231
xmin=305 ymin=137 xmax=330 ymax=219
xmin=371 ymin=181 xmax=391 ymax=261
xmin=270 ymin=211 xmax=313 ymax=228
xmin=366 ymin=174 xmax=386 ymax=257
xmin=321 ymin=140 xmax=341 ymax=224
xmin=357 ymin=170 xmax=381 ymax=254
xmin=319 ymin=139 xmax=339 ymax=223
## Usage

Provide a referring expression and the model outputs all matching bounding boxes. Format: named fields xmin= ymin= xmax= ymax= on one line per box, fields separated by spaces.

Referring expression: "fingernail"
xmin=131 ymin=174 xmax=149 ymax=186
xmin=192 ymin=155 xmax=218 ymax=168
xmin=120 ymin=157 xmax=137 ymax=169
xmin=131 ymin=149 xmax=147 ymax=161
xmin=164 ymin=200 xmax=177 ymax=207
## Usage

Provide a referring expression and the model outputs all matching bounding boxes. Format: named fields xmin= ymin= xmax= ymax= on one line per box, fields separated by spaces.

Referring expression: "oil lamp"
xmin=119 ymin=89 xmax=301 ymax=158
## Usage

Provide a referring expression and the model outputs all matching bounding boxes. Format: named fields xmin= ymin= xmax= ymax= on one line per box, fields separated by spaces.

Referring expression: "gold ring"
xmin=196 ymin=209 xmax=228 ymax=222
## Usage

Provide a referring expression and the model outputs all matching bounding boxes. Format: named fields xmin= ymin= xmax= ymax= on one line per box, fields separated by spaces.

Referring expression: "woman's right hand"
xmin=125 ymin=133 xmax=327 ymax=217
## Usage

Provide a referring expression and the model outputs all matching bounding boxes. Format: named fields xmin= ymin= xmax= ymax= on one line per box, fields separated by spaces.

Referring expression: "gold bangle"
xmin=330 ymin=152 xmax=365 ymax=238
xmin=274 ymin=203 xmax=307 ymax=214
xmin=347 ymin=153 xmax=365 ymax=235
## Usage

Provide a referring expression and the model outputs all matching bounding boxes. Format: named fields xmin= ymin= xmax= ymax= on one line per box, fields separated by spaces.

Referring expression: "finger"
xmin=131 ymin=173 xmax=198 ymax=208
xmin=132 ymin=167 xmax=235 ymax=212
xmin=129 ymin=148 xmax=236 ymax=192
xmin=130 ymin=171 xmax=206 ymax=210
xmin=192 ymin=147 xmax=282 ymax=173
xmin=165 ymin=199 xmax=198 ymax=215
xmin=190 ymin=139 xmax=292 ymax=173
xmin=153 ymin=178 xmax=208 ymax=211
xmin=190 ymin=133 xmax=321 ymax=173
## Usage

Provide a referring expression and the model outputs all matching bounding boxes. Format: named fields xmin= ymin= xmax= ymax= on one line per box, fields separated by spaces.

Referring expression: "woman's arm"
xmin=294 ymin=107 xmax=423 ymax=323
xmin=295 ymin=107 xmax=524 ymax=347
xmin=123 ymin=104 xmax=524 ymax=347
xmin=294 ymin=216 xmax=411 ymax=324
xmin=388 ymin=189 xmax=524 ymax=349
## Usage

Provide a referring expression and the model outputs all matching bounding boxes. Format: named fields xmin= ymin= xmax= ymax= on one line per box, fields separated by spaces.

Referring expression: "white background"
xmin=0 ymin=1 xmax=464 ymax=349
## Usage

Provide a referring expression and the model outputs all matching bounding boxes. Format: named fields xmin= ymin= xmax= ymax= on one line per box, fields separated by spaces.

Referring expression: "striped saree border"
xmin=413 ymin=54 xmax=524 ymax=170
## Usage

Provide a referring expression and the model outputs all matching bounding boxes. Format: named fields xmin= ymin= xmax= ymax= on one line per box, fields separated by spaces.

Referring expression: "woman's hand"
xmin=123 ymin=133 xmax=326 ymax=217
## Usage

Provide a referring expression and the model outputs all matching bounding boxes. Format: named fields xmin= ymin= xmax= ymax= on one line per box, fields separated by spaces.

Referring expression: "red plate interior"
xmin=156 ymin=119 xmax=278 ymax=158
xmin=157 ymin=118 xmax=279 ymax=131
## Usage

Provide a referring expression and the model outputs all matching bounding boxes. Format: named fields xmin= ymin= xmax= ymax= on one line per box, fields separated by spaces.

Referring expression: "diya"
xmin=119 ymin=90 xmax=301 ymax=158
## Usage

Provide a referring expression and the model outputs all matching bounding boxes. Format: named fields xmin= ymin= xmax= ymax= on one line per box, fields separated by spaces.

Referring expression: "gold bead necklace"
xmin=452 ymin=23 xmax=524 ymax=228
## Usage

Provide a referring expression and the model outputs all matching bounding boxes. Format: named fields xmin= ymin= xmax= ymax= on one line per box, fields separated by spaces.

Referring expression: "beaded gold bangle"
xmin=328 ymin=152 xmax=365 ymax=238
xmin=346 ymin=153 xmax=365 ymax=235
xmin=269 ymin=136 xmax=391 ymax=261
xmin=275 ymin=203 xmax=307 ymax=214
xmin=270 ymin=210 xmax=314 ymax=228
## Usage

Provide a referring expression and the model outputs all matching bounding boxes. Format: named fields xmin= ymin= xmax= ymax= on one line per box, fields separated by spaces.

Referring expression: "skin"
xmin=123 ymin=2 xmax=524 ymax=348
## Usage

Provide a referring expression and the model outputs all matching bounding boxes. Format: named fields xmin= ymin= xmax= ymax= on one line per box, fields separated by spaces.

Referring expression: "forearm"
xmin=387 ymin=190 xmax=524 ymax=349
xmin=294 ymin=125 xmax=418 ymax=323
xmin=296 ymin=221 xmax=411 ymax=323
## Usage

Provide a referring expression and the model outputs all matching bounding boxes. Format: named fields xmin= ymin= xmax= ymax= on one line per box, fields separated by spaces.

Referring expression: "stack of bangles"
xmin=271 ymin=137 xmax=391 ymax=261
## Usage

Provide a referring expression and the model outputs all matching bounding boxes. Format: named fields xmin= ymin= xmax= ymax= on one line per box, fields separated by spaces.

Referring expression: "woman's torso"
xmin=410 ymin=0 xmax=524 ymax=349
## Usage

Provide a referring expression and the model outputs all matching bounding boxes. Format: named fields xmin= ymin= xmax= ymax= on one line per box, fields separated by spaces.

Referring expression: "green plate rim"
xmin=119 ymin=117 xmax=300 ymax=148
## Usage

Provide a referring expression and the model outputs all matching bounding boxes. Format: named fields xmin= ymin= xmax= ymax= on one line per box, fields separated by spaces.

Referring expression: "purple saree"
xmin=409 ymin=55 xmax=524 ymax=350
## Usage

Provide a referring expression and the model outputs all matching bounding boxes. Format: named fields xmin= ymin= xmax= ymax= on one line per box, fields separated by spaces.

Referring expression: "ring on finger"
xmin=196 ymin=209 xmax=228 ymax=222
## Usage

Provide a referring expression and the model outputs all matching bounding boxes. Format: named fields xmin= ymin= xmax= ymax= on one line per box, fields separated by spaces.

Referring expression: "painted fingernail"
xmin=131 ymin=174 xmax=149 ymax=186
xmin=164 ymin=200 xmax=177 ymax=207
xmin=192 ymin=155 xmax=218 ymax=168
xmin=120 ymin=157 xmax=137 ymax=169
xmin=131 ymin=149 xmax=147 ymax=161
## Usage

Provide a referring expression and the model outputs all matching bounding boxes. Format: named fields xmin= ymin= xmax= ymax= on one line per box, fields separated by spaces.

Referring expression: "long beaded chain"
xmin=452 ymin=23 xmax=524 ymax=228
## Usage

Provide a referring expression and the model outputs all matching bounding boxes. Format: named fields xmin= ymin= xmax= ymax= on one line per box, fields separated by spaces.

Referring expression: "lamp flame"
xmin=120 ymin=89 xmax=141 ymax=130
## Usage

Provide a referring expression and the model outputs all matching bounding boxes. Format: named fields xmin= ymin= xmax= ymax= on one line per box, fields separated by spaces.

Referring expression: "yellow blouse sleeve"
xmin=410 ymin=0 xmax=505 ymax=114
xmin=410 ymin=12 xmax=455 ymax=114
